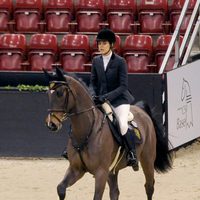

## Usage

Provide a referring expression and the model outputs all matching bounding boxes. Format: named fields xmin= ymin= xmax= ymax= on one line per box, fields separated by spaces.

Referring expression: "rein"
xmin=48 ymin=106 xmax=96 ymax=123
xmin=65 ymin=106 xmax=96 ymax=119
xmin=68 ymin=107 xmax=106 ymax=171
xmin=69 ymin=107 xmax=96 ymax=151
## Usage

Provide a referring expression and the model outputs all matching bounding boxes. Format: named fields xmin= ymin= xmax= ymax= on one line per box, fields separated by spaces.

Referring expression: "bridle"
xmin=48 ymin=80 xmax=95 ymax=123
xmin=47 ymin=81 xmax=71 ymax=123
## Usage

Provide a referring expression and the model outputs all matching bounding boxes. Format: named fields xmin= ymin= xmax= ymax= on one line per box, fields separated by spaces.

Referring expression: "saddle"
xmin=101 ymin=102 xmax=142 ymax=146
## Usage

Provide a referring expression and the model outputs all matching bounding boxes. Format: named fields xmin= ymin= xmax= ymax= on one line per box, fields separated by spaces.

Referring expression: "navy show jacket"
xmin=90 ymin=53 xmax=135 ymax=107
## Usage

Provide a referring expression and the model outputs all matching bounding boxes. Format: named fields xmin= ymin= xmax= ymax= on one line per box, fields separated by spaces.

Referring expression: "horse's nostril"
xmin=48 ymin=122 xmax=58 ymax=131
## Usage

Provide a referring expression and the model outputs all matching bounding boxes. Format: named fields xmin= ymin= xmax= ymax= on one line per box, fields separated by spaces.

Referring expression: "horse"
xmin=44 ymin=67 xmax=173 ymax=200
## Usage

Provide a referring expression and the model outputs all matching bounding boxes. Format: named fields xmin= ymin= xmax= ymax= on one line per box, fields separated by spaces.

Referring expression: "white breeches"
xmin=113 ymin=104 xmax=130 ymax=135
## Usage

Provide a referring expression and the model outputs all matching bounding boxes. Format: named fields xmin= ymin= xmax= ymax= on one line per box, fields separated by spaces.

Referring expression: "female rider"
xmin=90 ymin=28 xmax=138 ymax=171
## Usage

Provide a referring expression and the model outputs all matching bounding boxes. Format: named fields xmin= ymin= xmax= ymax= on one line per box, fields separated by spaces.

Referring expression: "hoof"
xmin=57 ymin=184 xmax=66 ymax=200
xmin=132 ymin=164 xmax=139 ymax=171
xmin=61 ymin=150 xmax=68 ymax=160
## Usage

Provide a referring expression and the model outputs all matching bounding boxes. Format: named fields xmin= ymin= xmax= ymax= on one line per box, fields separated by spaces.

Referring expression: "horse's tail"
xmin=135 ymin=101 xmax=173 ymax=173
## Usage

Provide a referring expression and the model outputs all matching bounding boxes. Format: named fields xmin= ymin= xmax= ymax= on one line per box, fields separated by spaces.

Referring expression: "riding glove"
xmin=93 ymin=95 xmax=106 ymax=105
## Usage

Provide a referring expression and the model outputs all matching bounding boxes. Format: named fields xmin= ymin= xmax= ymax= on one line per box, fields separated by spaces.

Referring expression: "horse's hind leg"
xmin=140 ymin=159 xmax=155 ymax=200
xmin=107 ymin=172 xmax=120 ymax=200
xmin=93 ymin=169 xmax=109 ymax=200
xmin=57 ymin=166 xmax=85 ymax=200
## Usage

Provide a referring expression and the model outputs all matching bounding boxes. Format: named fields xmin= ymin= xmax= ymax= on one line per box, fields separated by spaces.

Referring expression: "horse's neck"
xmin=70 ymin=94 xmax=96 ymax=142
xmin=182 ymin=83 xmax=191 ymax=101
xmin=185 ymin=83 xmax=191 ymax=97
xmin=182 ymin=80 xmax=191 ymax=98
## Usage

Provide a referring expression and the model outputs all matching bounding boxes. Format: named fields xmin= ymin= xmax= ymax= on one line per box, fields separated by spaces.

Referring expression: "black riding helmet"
xmin=96 ymin=28 xmax=116 ymax=45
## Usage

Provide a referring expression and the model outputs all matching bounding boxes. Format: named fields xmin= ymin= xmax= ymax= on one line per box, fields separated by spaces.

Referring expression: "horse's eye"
xmin=56 ymin=90 xmax=63 ymax=97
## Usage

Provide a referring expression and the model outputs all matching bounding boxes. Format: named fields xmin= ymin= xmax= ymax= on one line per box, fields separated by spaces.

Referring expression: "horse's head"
xmin=181 ymin=78 xmax=191 ymax=101
xmin=44 ymin=67 xmax=76 ymax=131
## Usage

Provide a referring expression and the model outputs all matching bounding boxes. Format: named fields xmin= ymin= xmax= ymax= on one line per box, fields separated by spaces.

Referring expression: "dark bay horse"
xmin=45 ymin=68 xmax=173 ymax=200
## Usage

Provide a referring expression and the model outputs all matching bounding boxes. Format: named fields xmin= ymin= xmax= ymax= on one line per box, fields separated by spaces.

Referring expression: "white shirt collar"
xmin=102 ymin=52 xmax=112 ymax=71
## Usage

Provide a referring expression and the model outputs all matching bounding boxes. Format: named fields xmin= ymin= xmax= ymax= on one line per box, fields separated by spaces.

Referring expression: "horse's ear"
xmin=43 ymin=68 xmax=54 ymax=83
xmin=56 ymin=67 xmax=66 ymax=82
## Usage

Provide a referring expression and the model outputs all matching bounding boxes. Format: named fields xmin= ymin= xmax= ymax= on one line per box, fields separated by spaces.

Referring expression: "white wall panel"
xmin=167 ymin=61 xmax=200 ymax=148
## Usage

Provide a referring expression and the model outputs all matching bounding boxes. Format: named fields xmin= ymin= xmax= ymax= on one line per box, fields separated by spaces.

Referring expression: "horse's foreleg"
xmin=93 ymin=169 xmax=109 ymax=200
xmin=107 ymin=172 xmax=120 ymax=200
xmin=57 ymin=166 xmax=85 ymax=200
xmin=144 ymin=177 xmax=155 ymax=200
xmin=140 ymin=159 xmax=155 ymax=200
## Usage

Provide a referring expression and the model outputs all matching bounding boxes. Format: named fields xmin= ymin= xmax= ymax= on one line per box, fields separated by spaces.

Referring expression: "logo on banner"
xmin=176 ymin=78 xmax=193 ymax=130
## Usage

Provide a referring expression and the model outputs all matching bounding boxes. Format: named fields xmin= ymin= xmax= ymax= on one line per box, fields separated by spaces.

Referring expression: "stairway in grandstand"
xmin=159 ymin=0 xmax=200 ymax=73
xmin=0 ymin=0 xmax=199 ymax=74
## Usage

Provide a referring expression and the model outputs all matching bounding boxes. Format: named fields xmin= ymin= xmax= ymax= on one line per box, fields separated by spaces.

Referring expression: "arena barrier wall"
xmin=166 ymin=60 xmax=200 ymax=149
xmin=0 ymin=73 xmax=163 ymax=157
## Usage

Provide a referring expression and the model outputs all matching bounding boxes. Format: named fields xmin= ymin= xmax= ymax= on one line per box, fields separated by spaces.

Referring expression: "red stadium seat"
xmin=0 ymin=34 xmax=26 ymax=71
xmin=44 ymin=0 xmax=73 ymax=33
xmin=13 ymin=0 xmax=43 ymax=33
xmin=28 ymin=34 xmax=58 ymax=71
xmin=91 ymin=34 xmax=121 ymax=57
xmin=0 ymin=0 xmax=12 ymax=32
xmin=137 ymin=0 xmax=168 ymax=34
xmin=169 ymin=0 xmax=196 ymax=34
xmin=60 ymin=34 xmax=90 ymax=72
xmin=74 ymin=0 xmax=105 ymax=34
xmin=106 ymin=0 xmax=136 ymax=35
xmin=122 ymin=34 xmax=154 ymax=73
xmin=154 ymin=34 xmax=183 ymax=72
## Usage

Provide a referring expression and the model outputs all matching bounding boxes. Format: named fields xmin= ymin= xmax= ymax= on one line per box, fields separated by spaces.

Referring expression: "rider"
xmin=90 ymin=28 xmax=139 ymax=171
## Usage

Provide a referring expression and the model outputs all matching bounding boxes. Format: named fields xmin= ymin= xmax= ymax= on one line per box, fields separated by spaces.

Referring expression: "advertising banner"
xmin=167 ymin=61 xmax=200 ymax=149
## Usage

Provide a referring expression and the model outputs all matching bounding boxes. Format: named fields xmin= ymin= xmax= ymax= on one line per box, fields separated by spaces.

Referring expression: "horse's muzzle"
xmin=46 ymin=114 xmax=62 ymax=132
xmin=46 ymin=119 xmax=62 ymax=132
xmin=46 ymin=121 xmax=60 ymax=131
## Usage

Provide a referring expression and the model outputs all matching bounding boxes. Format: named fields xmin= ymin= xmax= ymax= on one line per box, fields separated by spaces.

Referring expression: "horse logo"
xmin=176 ymin=78 xmax=193 ymax=130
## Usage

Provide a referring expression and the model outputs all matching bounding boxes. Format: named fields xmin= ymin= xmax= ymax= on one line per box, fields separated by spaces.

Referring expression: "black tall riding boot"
xmin=123 ymin=129 xmax=139 ymax=171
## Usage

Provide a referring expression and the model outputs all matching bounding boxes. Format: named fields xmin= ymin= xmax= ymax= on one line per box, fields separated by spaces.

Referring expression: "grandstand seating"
xmin=122 ymin=34 xmax=154 ymax=73
xmin=0 ymin=0 xmax=12 ymax=32
xmin=106 ymin=0 xmax=136 ymax=35
xmin=169 ymin=0 xmax=197 ymax=34
xmin=91 ymin=34 xmax=121 ymax=57
xmin=137 ymin=0 xmax=169 ymax=34
xmin=28 ymin=34 xmax=58 ymax=71
xmin=12 ymin=0 xmax=43 ymax=33
xmin=0 ymin=0 xmax=194 ymax=74
xmin=0 ymin=34 xmax=26 ymax=71
xmin=44 ymin=0 xmax=73 ymax=33
xmin=60 ymin=34 xmax=90 ymax=72
xmin=73 ymin=0 xmax=106 ymax=34
xmin=154 ymin=34 xmax=183 ymax=72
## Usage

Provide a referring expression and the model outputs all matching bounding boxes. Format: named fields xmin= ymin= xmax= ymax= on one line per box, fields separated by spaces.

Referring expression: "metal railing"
xmin=158 ymin=0 xmax=200 ymax=74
